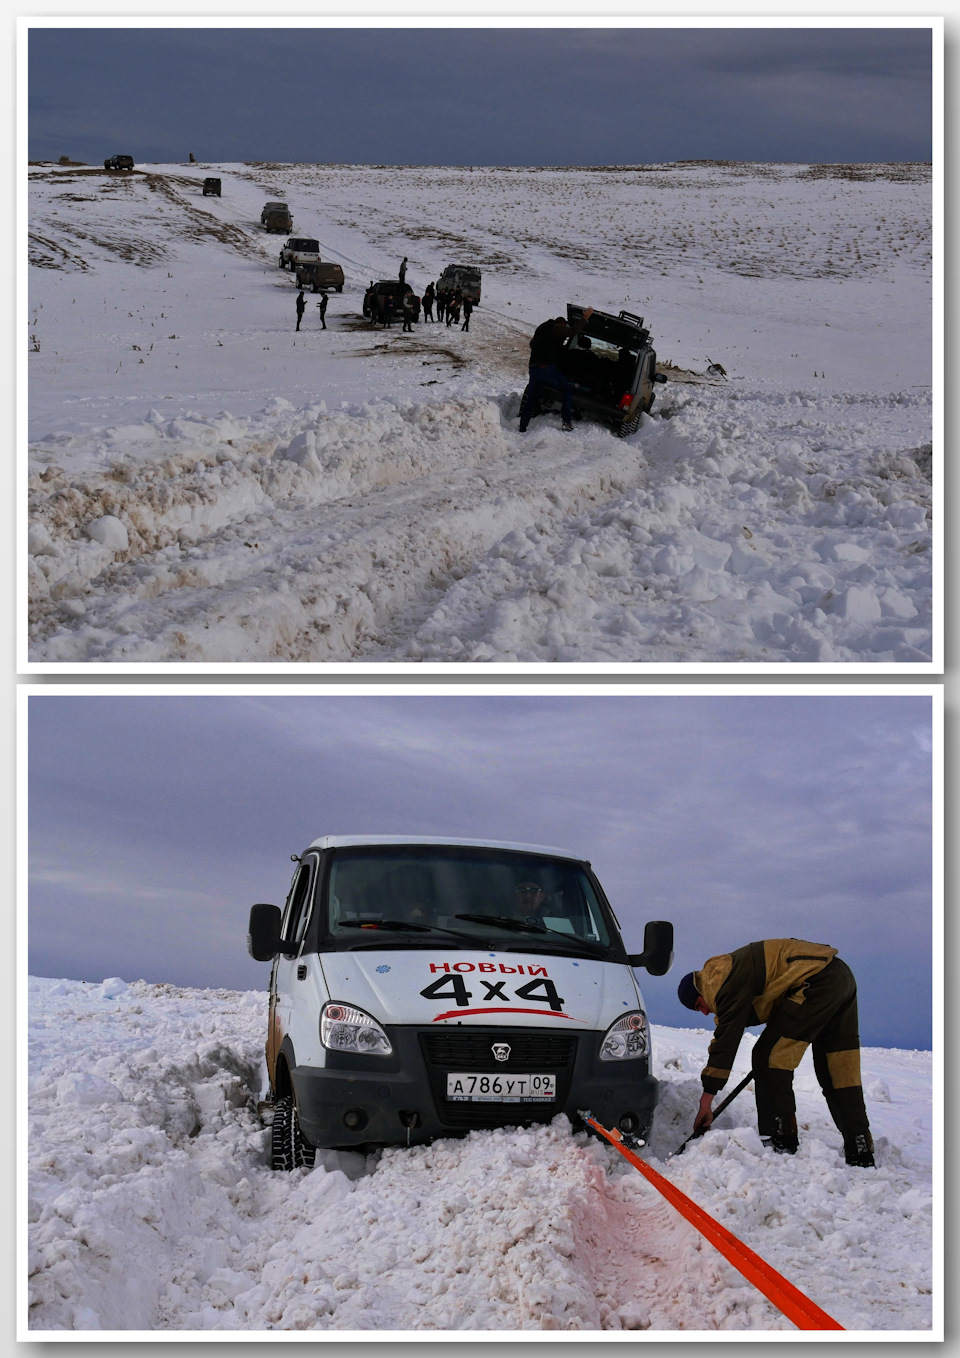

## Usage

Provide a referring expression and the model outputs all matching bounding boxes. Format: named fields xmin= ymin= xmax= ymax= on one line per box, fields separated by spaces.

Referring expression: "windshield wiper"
xmin=337 ymin=921 xmax=485 ymax=943
xmin=454 ymin=914 xmax=610 ymax=956
xmin=454 ymin=913 xmax=548 ymax=934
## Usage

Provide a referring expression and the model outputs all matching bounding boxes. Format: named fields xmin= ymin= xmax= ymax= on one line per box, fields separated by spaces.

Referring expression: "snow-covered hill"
xmin=25 ymin=976 xmax=935 ymax=1334
xmin=26 ymin=162 xmax=933 ymax=665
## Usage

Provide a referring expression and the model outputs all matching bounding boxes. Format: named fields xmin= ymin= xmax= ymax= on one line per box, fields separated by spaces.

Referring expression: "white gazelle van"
xmin=247 ymin=835 xmax=674 ymax=1169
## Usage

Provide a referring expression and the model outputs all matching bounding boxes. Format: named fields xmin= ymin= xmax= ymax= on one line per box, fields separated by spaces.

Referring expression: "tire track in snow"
xmin=29 ymin=401 xmax=654 ymax=663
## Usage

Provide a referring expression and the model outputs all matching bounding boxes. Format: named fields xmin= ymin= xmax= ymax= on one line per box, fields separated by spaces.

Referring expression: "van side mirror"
xmin=653 ymin=372 xmax=668 ymax=384
xmin=247 ymin=903 xmax=285 ymax=961
xmin=628 ymin=920 xmax=674 ymax=976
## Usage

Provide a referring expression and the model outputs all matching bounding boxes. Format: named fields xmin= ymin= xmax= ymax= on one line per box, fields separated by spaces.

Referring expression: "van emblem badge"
xmin=492 ymin=1043 xmax=511 ymax=1062
xmin=375 ymin=965 xmax=391 ymax=974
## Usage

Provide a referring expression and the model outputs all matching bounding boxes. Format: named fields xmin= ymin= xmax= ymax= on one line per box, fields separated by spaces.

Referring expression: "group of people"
xmin=422 ymin=282 xmax=473 ymax=330
xmin=296 ymin=256 xmax=478 ymax=336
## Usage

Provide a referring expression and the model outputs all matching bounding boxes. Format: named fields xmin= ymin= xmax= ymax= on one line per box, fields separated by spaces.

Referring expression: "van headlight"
xmin=321 ymin=1002 xmax=393 ymax=1056
xmin=599 ymin=1011 xmax=648 ymax=1061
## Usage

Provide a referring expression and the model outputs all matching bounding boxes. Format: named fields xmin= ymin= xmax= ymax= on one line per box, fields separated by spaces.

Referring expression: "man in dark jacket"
xmin=678 ymin=939 xmax=875 ymax=1166
xmin=399 ymin=257 xmax=408 ymax=288
xmin=518 ymin=309 xmax=594 ymax=432
xmin=295 ymin=290 xmax=306 ymax=332
xmin=317 ymin=292 xmax=328 ymax=329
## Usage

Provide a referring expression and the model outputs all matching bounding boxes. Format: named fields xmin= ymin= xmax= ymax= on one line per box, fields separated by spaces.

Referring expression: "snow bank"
xmin=25 ymin=977 xmax=934 ymax=1333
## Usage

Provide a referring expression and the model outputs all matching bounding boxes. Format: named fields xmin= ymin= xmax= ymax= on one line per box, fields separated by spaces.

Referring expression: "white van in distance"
xmin=247 ymin=836 xmax=674 ymax=1169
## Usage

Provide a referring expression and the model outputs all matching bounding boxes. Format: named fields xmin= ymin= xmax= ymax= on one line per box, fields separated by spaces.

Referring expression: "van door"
xmin=268 ymin=854 xmax=319 ymax=1081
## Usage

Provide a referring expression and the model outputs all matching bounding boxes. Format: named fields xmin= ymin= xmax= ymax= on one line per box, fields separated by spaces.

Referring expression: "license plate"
xmin=445 ymin=1072 xmax=556 ymax=1102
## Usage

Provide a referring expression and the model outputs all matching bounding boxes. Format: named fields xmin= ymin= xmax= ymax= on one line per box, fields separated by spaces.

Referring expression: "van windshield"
xmin=324 ymin=846 xmax=616 ymax=954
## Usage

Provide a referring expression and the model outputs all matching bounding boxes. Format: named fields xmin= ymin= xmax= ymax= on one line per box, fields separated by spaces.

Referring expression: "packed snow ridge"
xmin=27 ymin=977 xmax=933 ymax=1333
xmin=27 ymin=162 xmax=933 ymax=664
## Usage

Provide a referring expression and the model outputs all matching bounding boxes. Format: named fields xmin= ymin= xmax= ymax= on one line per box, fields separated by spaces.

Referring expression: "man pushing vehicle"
xmin=677 ymin=938 xmax=875 ymax=1167
xmin=518 ymin=308 xmax=594 ymax=433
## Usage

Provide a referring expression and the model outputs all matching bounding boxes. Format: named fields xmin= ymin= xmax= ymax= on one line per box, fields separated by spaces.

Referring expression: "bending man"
xmin=518 ymin=308 xmax=593 ymax=433
xmin=677 ymin=938 xmax=874 ymax=1167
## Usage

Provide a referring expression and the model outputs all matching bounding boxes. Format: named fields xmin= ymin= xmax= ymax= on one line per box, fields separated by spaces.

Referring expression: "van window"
xmin=325 ymin=846 xmax=613 ymax=950
xmin=282 ymin=862 xmax=314 ymax=946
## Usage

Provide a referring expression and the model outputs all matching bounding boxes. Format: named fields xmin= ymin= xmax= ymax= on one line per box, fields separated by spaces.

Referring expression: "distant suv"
xmin=296 ymin=261 xmax=345 ymax=293
xmin=261 ymin=202 xmax=293 ymax=233
xmin=103 ymin=155 xmax=134 ymax=171
xmin=363 ymin=281 xmax=421 ymax=323
xmin=530 ymin=305 xmax=667 ymax=438
xmin=438 ymin=264 xmax=481 ymax=305
xmin=202 ymin=177 xmax=221 ymax=196
xmin=279 ymin=237 xmax=320 ymax=270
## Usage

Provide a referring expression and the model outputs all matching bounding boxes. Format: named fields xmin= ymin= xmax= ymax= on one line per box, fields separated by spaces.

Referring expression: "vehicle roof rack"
xmin=618 ymin=310 xmax=645 ymax=327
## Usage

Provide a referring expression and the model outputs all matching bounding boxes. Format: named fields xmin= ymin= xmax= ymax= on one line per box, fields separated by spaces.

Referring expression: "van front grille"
xmin=421 ymin=1030 xmax=575 ymax=1069
xmin=417 ymin=1027 xmax=578 ymax=1129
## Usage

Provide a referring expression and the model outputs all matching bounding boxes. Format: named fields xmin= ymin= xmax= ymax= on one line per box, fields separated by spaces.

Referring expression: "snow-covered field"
xmin=26 ymin=161 xmax=933 ymax=666
xmin=24 ymin=975 xmax=935 ymax=1334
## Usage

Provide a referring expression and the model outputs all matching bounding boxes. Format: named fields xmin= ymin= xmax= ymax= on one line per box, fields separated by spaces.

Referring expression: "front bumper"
xmin=291 ymin=1024 xmax=659 ymax=1150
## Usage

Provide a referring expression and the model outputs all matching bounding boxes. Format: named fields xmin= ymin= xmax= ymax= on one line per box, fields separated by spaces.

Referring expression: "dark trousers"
xmin=519 ymin=363 xmax=573 ymax=429
xmin=296 ymin=314 xmax=304 ymax=331
xmin=751 ymin=959 xmax=871 ymax=1148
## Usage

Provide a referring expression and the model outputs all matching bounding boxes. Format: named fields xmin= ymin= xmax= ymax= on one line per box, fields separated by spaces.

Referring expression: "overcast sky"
xmin=27 ymin=26 xmax=933 ymax=166
xmin=27 ymin=691 xmax=934 ymax=1049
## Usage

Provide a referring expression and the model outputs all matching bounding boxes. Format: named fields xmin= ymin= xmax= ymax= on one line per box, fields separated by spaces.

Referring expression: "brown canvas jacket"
xmin=695 ymin=938 xmax=838 ymax=1093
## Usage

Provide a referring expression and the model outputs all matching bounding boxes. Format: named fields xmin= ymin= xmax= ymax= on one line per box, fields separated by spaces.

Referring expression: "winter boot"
xmin=844 ymin=1132 xmax=875 ymax=1168
xmin=766 ymin=1115 xmax=798 ymax=1155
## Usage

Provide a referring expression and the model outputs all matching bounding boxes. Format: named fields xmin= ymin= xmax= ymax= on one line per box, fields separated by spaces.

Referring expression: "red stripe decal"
xmin=431 ymin=1007 xmax=582 ymax=1022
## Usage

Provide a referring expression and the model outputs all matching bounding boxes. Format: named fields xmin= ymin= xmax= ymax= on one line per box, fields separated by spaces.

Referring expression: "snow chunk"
xmin=85 ymin=516 xmax=129 ymax=552
xmin=830 ymin=585 xmax=882 ymax=623
xmin=56 ymin=1072 xmax=121 ymax=1107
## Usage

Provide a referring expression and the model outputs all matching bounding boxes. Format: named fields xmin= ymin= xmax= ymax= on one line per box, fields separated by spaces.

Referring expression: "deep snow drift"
xmin=25 ymin=976 xmax=935 ymax=1334
xmin=26 ymin=161 xmax=933 ymax=665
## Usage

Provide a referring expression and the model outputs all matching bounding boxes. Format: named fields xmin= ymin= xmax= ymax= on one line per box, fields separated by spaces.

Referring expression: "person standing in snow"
xmin=317 ymin=292 xmax=328 ymax=329
xmin=518 ymin=309 xmax=594 ymax=432
xmin=446 ymin=290 xmax=461 ymax=328
xmin=677 ymin=939 xmax=875 ymax=1167
xmin=422 ymin=282 xmax=435 ymax=321
xmin=461 ymin=296 xmax=473 ymax=332
xmin=435 ymin=285 xmax=447 ymax=325
xmin=398 ymin=257 xmax=408 ymax=289
xmin=401 ymin=291 xmax=415 ymax=332
xmin=295 ymin=290 xmax=306 ymax=332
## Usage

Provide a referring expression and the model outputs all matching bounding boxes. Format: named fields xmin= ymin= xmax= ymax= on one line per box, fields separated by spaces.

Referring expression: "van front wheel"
xmin=271 ymin=1095 xmax=317 ymax=1171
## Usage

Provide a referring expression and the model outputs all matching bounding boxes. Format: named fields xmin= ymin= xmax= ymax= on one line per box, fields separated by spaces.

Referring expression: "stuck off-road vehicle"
xmin=438 ymin=264 xmax=481 ymax=305
xmin=261 ymin=202 xmax=293 ymax=233
xmin=103 ymin=155 xmax=134 ymax=171
xmin=363 ymin=281 xmax=421 ymax=323
xmin=247 ymin=834 xmax=673 ymax=1165
xmin=530 ymin=305 xmax=667 ymax=438
xmin=296 ymin=261 xmax=345 ymax=293
xmin=202 ymin=177 xmax=221 ymax=196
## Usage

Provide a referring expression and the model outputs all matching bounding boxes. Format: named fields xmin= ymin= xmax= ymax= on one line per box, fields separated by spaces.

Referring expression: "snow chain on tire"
xmin=271 ymin=1095 xmax=317 ymax=1171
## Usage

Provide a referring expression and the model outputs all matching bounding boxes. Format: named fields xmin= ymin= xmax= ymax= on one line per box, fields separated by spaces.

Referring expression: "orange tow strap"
xmin=581 ymin=1113 xmax=844 ymax=1331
